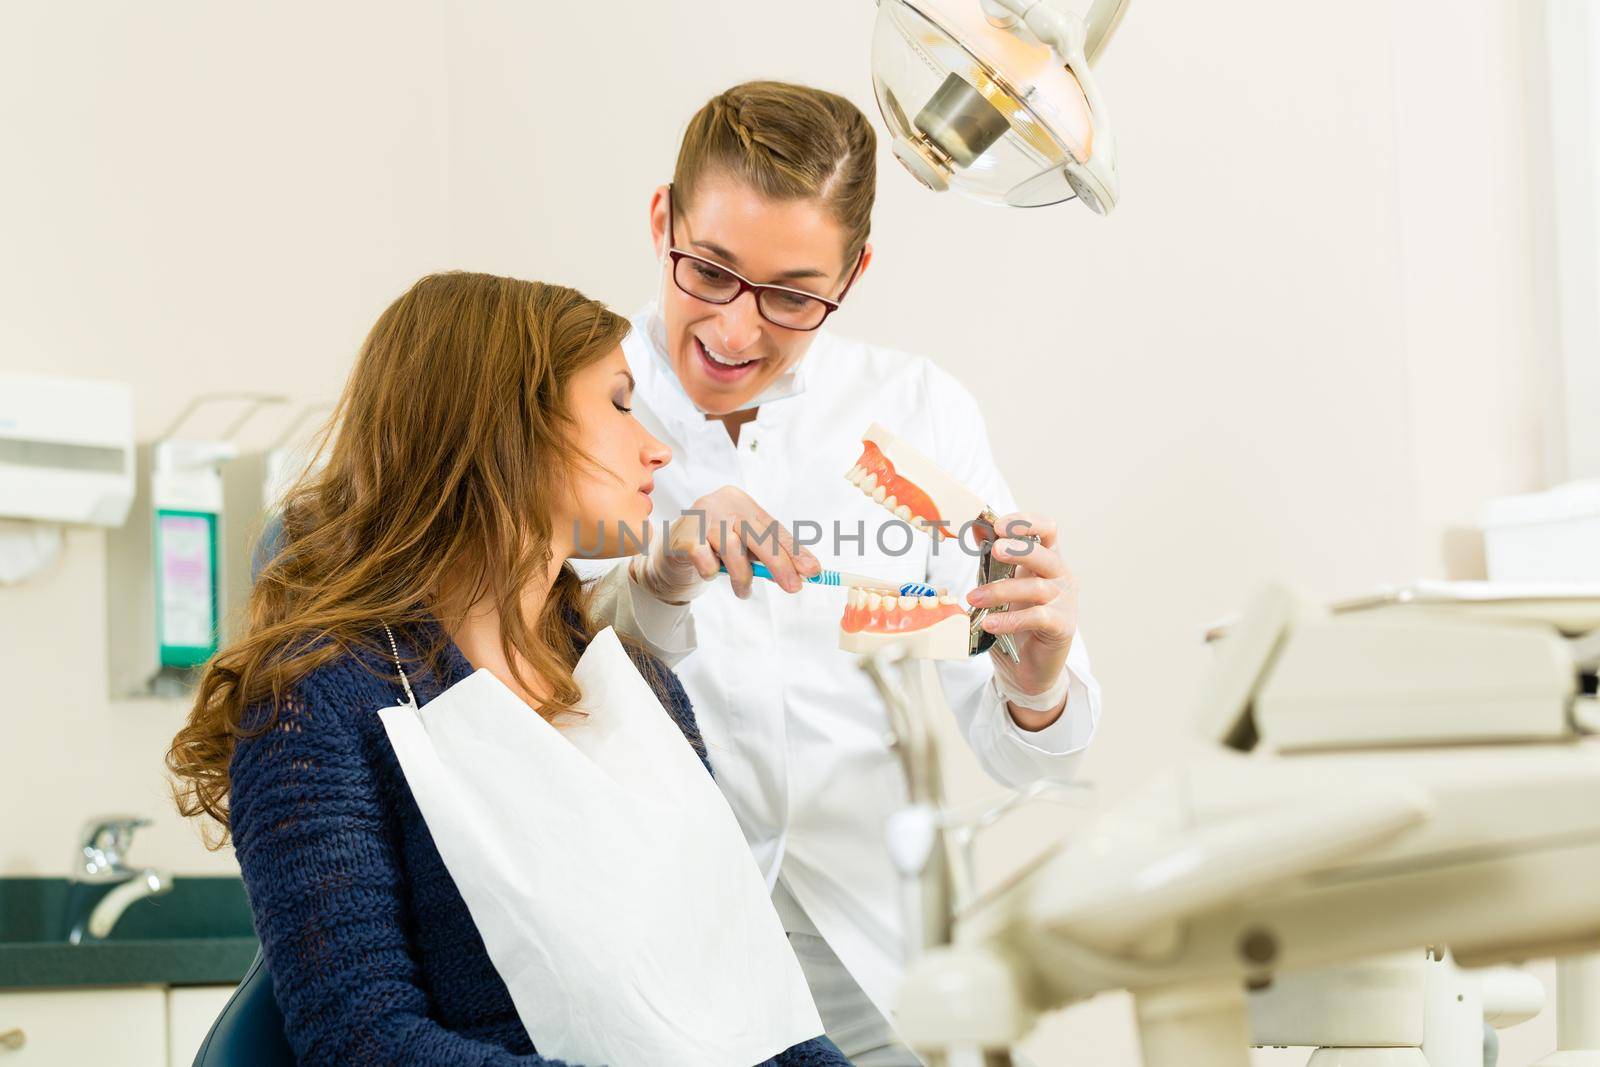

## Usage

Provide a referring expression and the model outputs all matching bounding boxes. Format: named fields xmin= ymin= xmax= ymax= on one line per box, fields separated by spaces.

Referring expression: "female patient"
xmin=167 ymin=273 xmax=846 ymax=1066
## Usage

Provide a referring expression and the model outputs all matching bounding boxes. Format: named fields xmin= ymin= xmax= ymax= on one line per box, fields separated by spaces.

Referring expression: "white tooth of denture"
xmin=940 ymin=595 xmax=958 ymax=606
xmin=847 ymin=466 xmax=865 ymax=484
xmin=921 ymin=595 xmax=938 ymax=609
xmin=867 ymin=592 xmax=883 ymax=611
xmin=896 ymin=505 xmax=913 ymax=521
xmin=898 ymin=595 xmax=916 ymax=611
xmin=873 ymin=486 xmax=887 ymax=503
xmin=860 ymin=473 xmax=878 ymax=493
xmin=884 ymin=494 xmax=897 ymax=511
xmin=852 ymin=588 xmax=866 ymax=607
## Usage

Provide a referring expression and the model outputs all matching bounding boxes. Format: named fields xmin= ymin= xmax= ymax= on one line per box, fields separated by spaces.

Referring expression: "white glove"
xmin=631 ymin=485 xmax=821 ymax=604
xmin=965 ymin=512 xmax=1080 ymax=720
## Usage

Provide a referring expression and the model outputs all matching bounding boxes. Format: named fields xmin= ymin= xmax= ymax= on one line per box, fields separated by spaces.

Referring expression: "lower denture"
xmin=841 ymin=599 xmax=965 ymax=634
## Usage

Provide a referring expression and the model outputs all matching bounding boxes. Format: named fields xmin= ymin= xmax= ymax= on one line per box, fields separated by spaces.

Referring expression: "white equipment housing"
xmin=0 ymin=374 xmax=134 ymax=527
xmin=1481 ymin=482 xmax=1600 ymax=582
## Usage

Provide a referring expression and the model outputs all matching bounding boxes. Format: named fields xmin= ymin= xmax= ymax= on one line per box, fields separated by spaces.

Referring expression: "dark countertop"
xmin=0 ymin=876 xmax=258 ymax=990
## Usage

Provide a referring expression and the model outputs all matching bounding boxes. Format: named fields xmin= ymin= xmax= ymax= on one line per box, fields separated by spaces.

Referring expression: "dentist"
xmin=587 ymin=81 xmax=1102 ymax=1066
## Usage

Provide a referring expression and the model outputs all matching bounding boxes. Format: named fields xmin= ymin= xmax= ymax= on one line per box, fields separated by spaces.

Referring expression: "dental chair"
xmin=191 ymin=949 xmax=294 ymax=1067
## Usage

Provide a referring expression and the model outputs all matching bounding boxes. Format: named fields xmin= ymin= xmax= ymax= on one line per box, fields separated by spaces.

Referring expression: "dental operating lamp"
xmin=868 ymin=0 xmax=1127 ymax=210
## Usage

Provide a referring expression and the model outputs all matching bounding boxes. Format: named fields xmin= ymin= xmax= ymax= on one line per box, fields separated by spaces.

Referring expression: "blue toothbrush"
xmin=721 ymin=562 xmax=939 ymax=598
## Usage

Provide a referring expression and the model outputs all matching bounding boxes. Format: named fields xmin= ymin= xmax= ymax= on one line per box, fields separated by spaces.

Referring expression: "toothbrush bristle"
xmin=899 ymin=582 xmax=937 ymax=597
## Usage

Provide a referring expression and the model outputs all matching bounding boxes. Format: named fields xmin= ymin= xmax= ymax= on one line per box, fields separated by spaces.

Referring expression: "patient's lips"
xmin=845 ymin=441 xmax=952 ymax=537
xmin=840 ymin=587 xmax=965 ymax=634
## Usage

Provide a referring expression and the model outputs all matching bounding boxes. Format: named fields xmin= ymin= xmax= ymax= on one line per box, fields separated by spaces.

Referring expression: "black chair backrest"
xmin=192 ymin=949 xmax=295 ymax=1067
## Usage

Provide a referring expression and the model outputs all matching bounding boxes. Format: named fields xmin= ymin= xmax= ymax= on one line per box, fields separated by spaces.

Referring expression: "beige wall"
xmin=0 ymin=0 xmax=1563 ymax=1062
xmin=0 ymin=1 xmax=455 ymax=877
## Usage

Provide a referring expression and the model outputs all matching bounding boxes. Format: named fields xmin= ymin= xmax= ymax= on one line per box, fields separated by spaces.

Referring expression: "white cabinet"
xmin=165 ymin=987 xmax=236 ymax=1067
xmin=0 ymin=987 xmax=167 ymax=1066
xmin=0 ymin=984 xmax=237 ymax=1067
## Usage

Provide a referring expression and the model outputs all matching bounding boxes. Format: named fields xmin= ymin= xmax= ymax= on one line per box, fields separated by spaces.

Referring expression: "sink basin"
xmin=0 ymin=877 xmax=258 ymax=989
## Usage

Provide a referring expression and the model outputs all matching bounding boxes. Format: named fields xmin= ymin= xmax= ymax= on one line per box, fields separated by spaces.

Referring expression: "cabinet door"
xmin=0 ymin=987 xmax=166 ymax=1067
xmin=165 ymin=987 xmax=236 ymax=1067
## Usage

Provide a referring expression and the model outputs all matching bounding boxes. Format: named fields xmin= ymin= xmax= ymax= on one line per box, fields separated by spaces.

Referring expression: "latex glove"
xmin=631 ymin=485 xmax=822 ymax=604
xmin=964 ymin=512 xmax=1080 ymax=726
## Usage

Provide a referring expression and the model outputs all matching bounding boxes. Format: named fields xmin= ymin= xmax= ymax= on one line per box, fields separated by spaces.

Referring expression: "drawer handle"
xmin=0 ymin=1028 xmax=23 ymax=1051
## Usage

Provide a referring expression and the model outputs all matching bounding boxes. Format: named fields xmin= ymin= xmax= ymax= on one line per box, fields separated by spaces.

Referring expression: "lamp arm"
xmin=979 ymin=0 xmax=1129 ymax=66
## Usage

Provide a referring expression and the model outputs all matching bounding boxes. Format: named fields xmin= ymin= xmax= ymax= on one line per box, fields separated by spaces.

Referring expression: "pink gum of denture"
xmin=840 ymin=596 xmax=965 ymax=634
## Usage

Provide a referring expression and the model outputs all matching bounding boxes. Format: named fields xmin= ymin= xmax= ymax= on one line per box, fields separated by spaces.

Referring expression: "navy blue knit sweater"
xmin=230 ymin=619 xmax=849 ymax=1066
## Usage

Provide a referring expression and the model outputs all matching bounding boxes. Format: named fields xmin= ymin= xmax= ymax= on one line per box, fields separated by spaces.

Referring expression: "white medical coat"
xmin=582 ymin=306 xmax=1102 ymax=1019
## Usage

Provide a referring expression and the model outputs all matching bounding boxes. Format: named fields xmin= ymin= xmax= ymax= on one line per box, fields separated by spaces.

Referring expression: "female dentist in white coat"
xmin=586 ymin=81 xmax=1102 ymax=1066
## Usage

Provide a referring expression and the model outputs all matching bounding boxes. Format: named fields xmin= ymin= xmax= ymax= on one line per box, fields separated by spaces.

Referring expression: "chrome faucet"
xmin=67 ymin=816 xmax=173 ymax=944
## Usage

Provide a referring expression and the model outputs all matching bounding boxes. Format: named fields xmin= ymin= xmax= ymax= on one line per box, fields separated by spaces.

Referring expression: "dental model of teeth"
xmin=844 ymin=423 xmax=988 ymax=540
xmin=837 ymin=587 xmax=970 ymax=659
xmin=838 ymin=423 xmax=1001 ymax=659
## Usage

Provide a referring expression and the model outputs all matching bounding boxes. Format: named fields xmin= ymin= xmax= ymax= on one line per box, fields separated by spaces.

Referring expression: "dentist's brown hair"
xmin=167 ymin=272 xmax=629 ymax=841
xmin=673 ymin=80 xmax=877 ymax=273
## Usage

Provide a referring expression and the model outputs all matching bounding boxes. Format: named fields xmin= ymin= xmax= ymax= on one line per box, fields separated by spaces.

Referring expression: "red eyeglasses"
xmin=664 ymin=185 xmax=863 ymax=332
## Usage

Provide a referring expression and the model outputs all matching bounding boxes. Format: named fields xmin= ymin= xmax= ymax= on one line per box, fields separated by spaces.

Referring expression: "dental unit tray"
xmin=1331 ymin=579 xmax=1600 ymax=634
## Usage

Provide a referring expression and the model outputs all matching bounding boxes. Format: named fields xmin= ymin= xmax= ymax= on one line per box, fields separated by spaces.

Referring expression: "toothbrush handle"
xmin=722 ymin=561 xmax=804 ymax=584
xmin=736 ymin=562 xmax=831 ymax=585
xmin=827 ymin=570 xmax=907 ymax=594
xmin=721 ymin=563 xmax=905 ymax=595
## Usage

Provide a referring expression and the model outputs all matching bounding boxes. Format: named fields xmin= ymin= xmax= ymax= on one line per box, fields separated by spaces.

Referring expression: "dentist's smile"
xmin=692 ymin=335 xmax=762 ymax=384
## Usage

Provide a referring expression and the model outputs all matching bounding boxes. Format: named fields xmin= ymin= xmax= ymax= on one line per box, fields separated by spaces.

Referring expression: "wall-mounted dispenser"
xmin=106 ymin=394 xmax=286 ymax=698
xmin=0 ymin=374 xmax=134 ymax=585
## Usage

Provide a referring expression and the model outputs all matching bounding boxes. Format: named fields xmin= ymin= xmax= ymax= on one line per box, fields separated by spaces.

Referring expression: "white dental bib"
xmin=378 ymin=626 xmax=822 ymax=1067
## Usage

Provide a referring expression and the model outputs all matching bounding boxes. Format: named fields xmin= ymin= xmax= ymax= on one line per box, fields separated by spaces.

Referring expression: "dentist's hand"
xmin=964 ymin=513 xmax=1079 ymax=725
xmin=631 ymin=485 xmax=822 ymax=604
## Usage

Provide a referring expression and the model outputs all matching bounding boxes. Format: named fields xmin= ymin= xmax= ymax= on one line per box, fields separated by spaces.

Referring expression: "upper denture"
xmin=846 ymin=441 xmax=951 ymax=537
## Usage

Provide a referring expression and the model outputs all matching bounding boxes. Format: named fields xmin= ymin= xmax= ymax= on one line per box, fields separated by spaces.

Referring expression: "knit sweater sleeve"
xmin=771 ymin=1036 xmax=854 ymax=1065
xmin=229 ymin=673 xmax=581 ymax=1067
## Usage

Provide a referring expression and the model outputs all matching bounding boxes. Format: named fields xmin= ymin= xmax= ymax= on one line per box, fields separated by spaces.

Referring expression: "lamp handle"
xmin=1082 ymin=0 xmax=1130 ymax=64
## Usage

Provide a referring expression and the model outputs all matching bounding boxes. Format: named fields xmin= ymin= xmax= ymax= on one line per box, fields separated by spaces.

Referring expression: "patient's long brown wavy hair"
xmin=167 ymin=272 xmax=629 ymax=842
